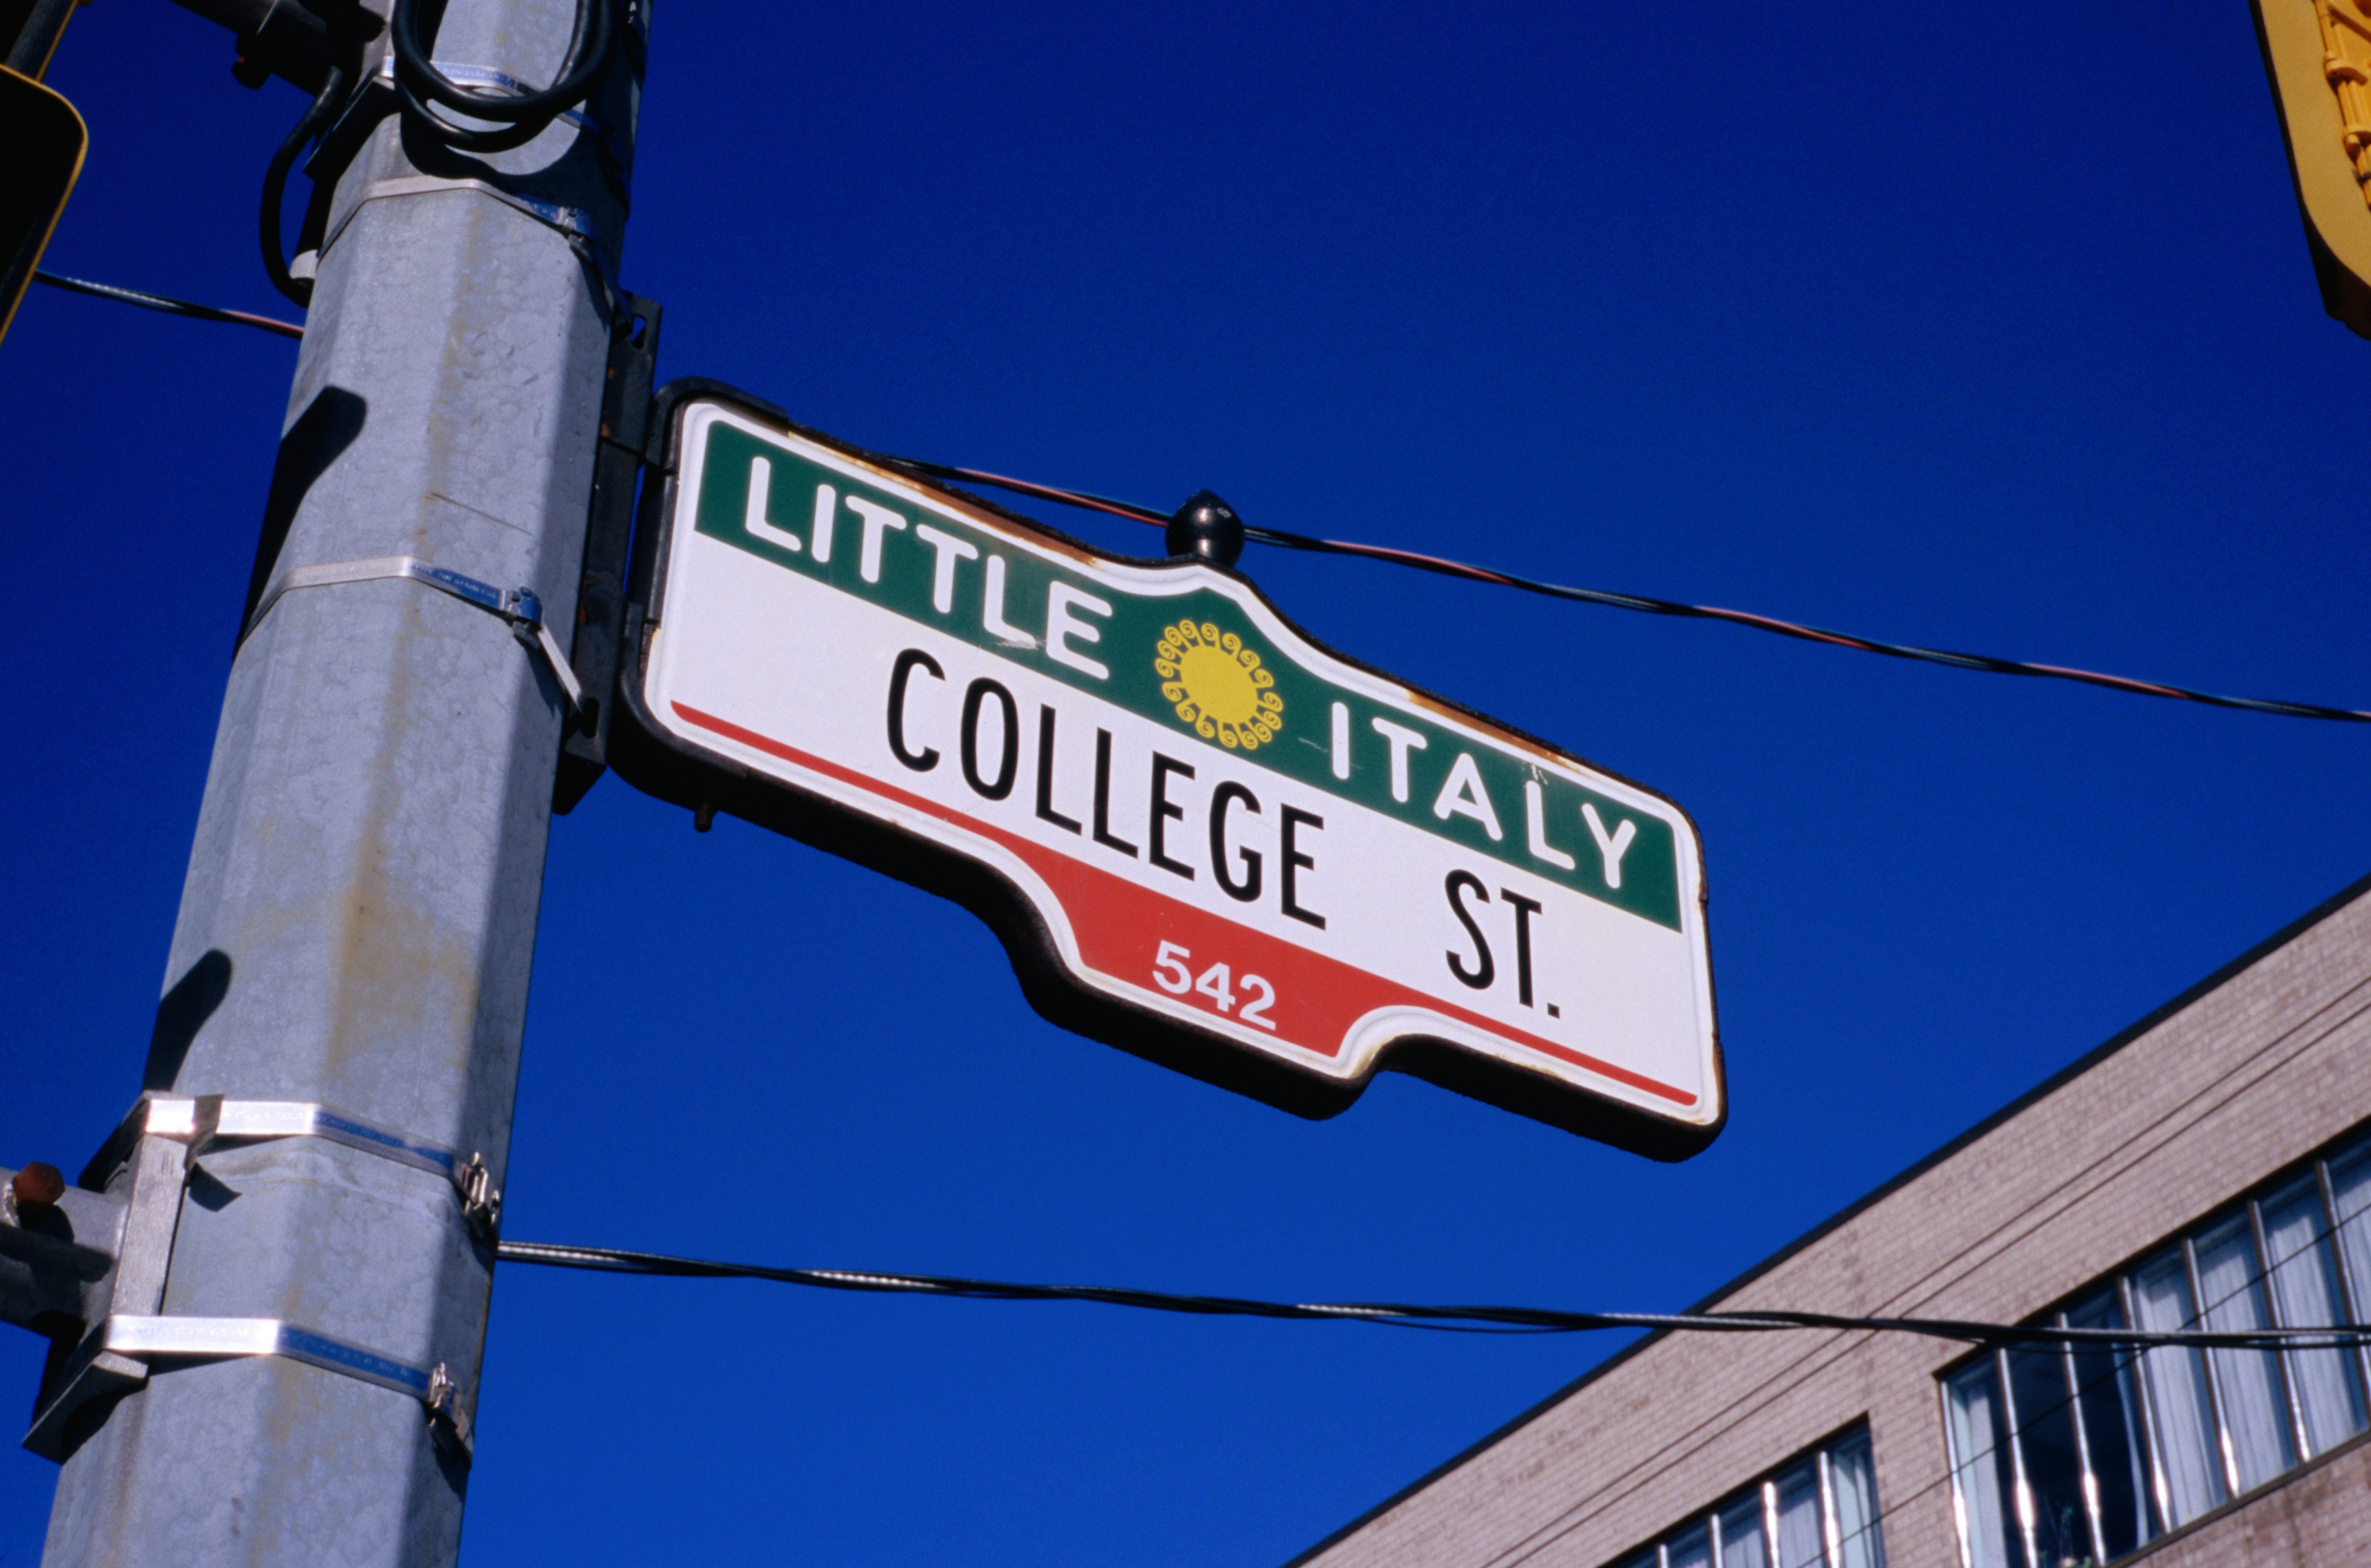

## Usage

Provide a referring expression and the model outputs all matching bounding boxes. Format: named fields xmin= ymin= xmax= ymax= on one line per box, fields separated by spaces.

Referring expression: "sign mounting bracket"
xmin=556 ymin=289 xmax=664 ymax=812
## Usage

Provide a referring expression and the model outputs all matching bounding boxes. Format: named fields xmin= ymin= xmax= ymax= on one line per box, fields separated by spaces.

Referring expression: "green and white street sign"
xmin=616 ymin=386 xmax=1721 ymax=1156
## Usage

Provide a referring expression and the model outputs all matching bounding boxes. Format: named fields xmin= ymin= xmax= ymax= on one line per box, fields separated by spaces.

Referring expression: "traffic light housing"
xmin=2253 ymin=0 xmax=2371 ymax=338
xmin=0 ymin=64 xmax=85 ymax=345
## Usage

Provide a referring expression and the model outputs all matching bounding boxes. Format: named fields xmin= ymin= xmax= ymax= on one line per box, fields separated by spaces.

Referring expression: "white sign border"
xmin=613 ymin=383 xmax=1726 ymax=1158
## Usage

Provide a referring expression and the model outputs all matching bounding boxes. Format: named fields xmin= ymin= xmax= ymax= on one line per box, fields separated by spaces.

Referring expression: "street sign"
xmin=613 ymin=383 xmax=1721 ymax=1157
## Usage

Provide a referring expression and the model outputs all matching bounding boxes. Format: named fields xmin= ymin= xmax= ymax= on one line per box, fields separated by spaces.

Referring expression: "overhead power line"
xmin=501 ymin=1199 xmax=2362 ymax=1568
xmin=31 ymin=270 xmax=304 ymax=339
xmin=495 ymin=1238 xmax=2371 ymax=1353
xmin=22 ymin=277 xmax=2360 ymax=726
xmin=885 ymin=457 xmax=2371 ymax=727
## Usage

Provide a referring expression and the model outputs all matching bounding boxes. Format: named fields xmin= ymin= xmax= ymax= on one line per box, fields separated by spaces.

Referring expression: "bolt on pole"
xmin=38 ymin=0 xmax=641 ymax=1560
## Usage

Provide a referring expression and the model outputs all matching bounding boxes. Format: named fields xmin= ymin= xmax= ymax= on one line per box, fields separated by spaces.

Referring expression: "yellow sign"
xmin=2254 ymin=0 xmax=2371 ymax=336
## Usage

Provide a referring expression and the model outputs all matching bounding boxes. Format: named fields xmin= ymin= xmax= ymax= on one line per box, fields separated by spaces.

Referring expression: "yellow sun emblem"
xmin=1156 ymin=619 xmax=1284 ymax=750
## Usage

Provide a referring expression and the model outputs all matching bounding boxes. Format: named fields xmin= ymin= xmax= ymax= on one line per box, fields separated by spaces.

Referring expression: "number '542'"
xmin=1152 ymin=940 xmax=1276 ymax=1031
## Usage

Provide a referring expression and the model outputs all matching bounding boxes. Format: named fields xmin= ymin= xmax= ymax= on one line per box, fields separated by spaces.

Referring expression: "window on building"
xmin=1609 ymin=1425 xmax=1884 ymax=1568
xmin=1942 ymin=1125 xmax=2371 ymax=1568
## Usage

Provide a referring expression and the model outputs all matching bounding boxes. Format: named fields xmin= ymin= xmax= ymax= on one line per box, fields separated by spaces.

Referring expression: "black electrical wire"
xmin=260 ymin=64 xmax=348 ymax=307
xmin=501 ymin=1215 xmax=2370 ymax=1568
xmin=502 ymin=1154 xmax=2360 ymax=1564
xmin=31 ymin=270 xmax=304 ymax=339
xmin=1360 ymin=1197 xmax=2365 ymax=1567
xmin=249 ymin=0 xmax=621 ymax=304
xmin=493 ymin=1240 xmax=2371 ymax=1353
xmin=498 ymin=1233 xmax=2312 ymax=1568
xmin=32 ymin=244 xmax=2356 ymax=728
xmin=881 ymin=457 xmax=2371 ymax=726
xmin=390 ymin=0 xmax=617 ymax=154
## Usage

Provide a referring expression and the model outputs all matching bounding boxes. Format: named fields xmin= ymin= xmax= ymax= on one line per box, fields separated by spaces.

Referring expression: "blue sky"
xmin=6 ymin=2 xmax=2371 ymax=1564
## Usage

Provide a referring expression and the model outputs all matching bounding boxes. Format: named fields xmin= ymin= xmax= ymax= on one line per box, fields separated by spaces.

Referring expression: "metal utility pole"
xmin=31 ymin=1 xmax=642 ymax=1560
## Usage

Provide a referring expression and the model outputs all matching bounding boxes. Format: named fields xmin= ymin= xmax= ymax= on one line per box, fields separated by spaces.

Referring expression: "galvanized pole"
xmin=39 ymin=1 xmax=640 ymax=1561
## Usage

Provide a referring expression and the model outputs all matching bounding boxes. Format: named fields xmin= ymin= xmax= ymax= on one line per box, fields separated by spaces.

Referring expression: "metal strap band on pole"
xmin=308 ymin=173 xmax=616 ymax=306
xmin=321 ymin=173 xmax=603 ymax=256
xmin=142 ymin=1095 xmax=502 ymax=1239
xmin=96 ymin=1315 xmax=472 ymax=1457
xmin=25 ymin=1098 xmax=498 ymax=1457
xmin=240 ymin=555 xmax=585 ymax=712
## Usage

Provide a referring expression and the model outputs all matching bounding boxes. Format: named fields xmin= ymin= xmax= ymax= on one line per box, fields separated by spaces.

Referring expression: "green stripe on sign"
xmin=690 ymin=422 xmax=1683 ymax=930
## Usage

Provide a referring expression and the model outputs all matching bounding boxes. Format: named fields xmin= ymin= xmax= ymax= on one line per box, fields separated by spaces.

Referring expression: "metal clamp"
xmin=451 ymin=1152 xmax=503 ymax=1239
xmin=240 ymin=555 xmax=585 ymax=714
xmin=24 ymin=1098 xmax=501 ymax=1459
xmin=46 ymin=1315 xmax=471 ymax=1459
xmin=322 ymin=172 xmax=604 ymax=259
xmin=309 ymin=165 xmax=618 ymax=314
xmin=148 ymin=1096 xmax=503 ymax=1245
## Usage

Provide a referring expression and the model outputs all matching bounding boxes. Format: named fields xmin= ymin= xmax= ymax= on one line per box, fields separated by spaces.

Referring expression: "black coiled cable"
xmin=261 ymin=64 xmax=348 ymax=306
xmin=391 ymin=0 xmax=618 ymax=154
xmin=257 ymin=0 xmax=622 ymax=307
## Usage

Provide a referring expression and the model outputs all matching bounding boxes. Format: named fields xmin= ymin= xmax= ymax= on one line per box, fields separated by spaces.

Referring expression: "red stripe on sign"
xmin=673 ymin=702 xmax=1696 ymax=1107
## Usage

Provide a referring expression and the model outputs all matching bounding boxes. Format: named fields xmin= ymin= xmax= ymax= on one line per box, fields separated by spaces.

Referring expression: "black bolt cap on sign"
xmin=1167 ymin=490 xmax=1246 ymax=567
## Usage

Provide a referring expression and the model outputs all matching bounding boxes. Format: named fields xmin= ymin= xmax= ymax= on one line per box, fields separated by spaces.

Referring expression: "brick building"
xmin=1289 ymin=872 xmax=2371 ymax=1568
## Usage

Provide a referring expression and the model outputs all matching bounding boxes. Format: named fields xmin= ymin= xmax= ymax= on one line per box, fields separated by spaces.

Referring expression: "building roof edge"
xmin=1278 ymin=864 xmax=2371 ymax=1568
